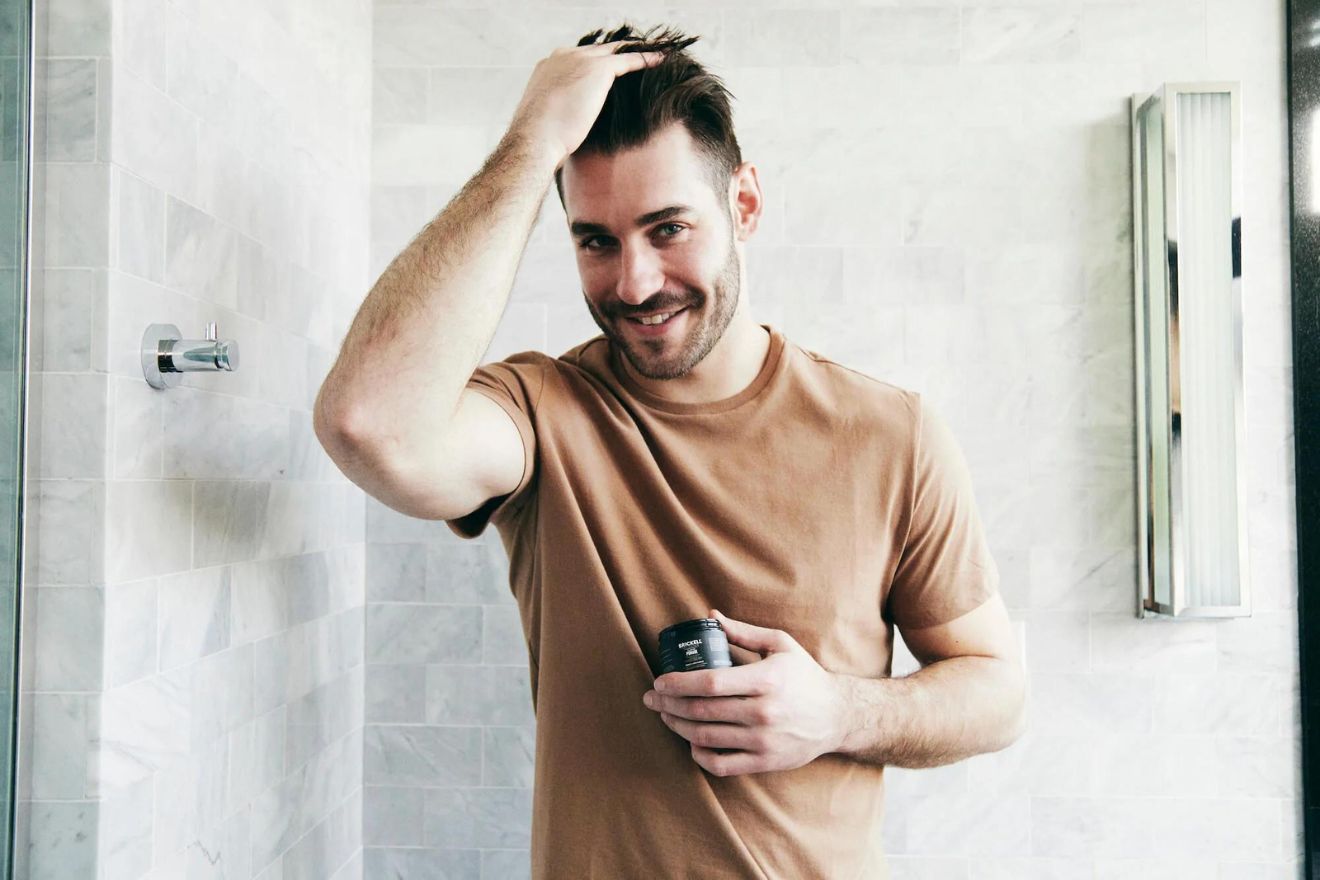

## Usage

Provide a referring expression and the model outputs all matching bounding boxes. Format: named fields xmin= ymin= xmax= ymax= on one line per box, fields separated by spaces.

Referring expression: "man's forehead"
xmin=562 ymin=125 xmax=719 ymax=226
xmin=564 ymin=168 xmax=714 ymax=222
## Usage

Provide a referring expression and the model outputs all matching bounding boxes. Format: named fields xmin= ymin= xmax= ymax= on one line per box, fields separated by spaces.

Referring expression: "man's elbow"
xmin=998 ymin=658 xmax=1029 ymax=749
xmin=974 ymin=654 xmax=1027 ymax=753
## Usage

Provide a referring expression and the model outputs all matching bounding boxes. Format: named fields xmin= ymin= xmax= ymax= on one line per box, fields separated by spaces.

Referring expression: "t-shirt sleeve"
xmin=444 ymin=351 xmax=547 ymax=540
xmin=884 ymin=394 xmax=1000 ymax=629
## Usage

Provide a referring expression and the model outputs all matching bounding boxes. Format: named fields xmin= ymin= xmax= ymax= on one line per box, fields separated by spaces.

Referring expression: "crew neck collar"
xmin=609 ymin=324 xmax=786 ymax=415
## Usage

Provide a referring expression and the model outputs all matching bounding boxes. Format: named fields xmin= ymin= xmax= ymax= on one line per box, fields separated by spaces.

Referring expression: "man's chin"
xmin=616 ymin=335 xmax=698 ymax=381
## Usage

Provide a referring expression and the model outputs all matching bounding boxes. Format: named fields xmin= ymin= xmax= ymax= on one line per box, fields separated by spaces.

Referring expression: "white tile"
xmin=115 ymin=0 xmax=166 ymax=90
xmin=29 ymin=479 xmax=104 ymax=585
xmin=1089 ymin=611 xmax=1218 ymax=674
xmin=163 ymin=195 xmax=239 ymax=308
xmin=104 ymin=478 xmax=193 ymax=582
xmin=40 ymin=59 xmax=97 ymax=162
xmin=842 ymin=8 xmax=960 ymax=66
xmin=37 ymin=373 xmax=108 ymax=479
xmin=29 ymin=693 xmax=94 ymax=799
xmin=99 ymin=775 xmax=153 ymax=879
xmin=111 ymin=167 xmax=165 ymax=282
xmin=721 ymin=9 xmax=839 ymax=68
xmin=110 ymin=374 xmax=163 ymax=480
xmin=899 ymin=792 xmax=1031 ymax=856
xmin=1153 ymin=673 xmax=1282 ymax=735
xmin=25 ymin=801 xmax=97 ymax=880
xmin=34 ymin=269 xmax=96 ymax=373
xmin=31 ymin=587 xmax=103 ymax=691
xmin=970 ymin=858 xmax=1091 ymax=880
xmin=966 ymin=731 xmax=1090 ymax=797
xmin=1091 ymin=733 xmax=1217 ymax=797
xmin=46 ymin=0 xmax=109 ymax=55
xmin=1217 ymin=611 xmax=1299 ymax=676
xmin=157 ymin=565 xmax=231 ymax=671
xmin=103 ymin=578 xmax=157 ymax=686
xmin=1215 ymin=735 xmax=1301 ymax=799
xmin=110 ymin=65 xmax=200 ymax=203
xmin=44 ymin=163 xmax=109 ymax=268
xmin=372 ymin=123 xmax=491 ymax=188
xmin=97 ymin=669 xmax=190 ymax=789
xmin=963 ymin=7 xmax=1082 ymax=64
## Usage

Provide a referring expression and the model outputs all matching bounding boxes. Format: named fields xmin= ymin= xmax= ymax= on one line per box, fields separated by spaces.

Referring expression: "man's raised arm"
xmin=312 ymin=41 xmax=665 ymax=482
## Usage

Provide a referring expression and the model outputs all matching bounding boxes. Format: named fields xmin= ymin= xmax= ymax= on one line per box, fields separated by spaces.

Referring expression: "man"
xmin=315 ymin=22 xmax=1026 ymax=880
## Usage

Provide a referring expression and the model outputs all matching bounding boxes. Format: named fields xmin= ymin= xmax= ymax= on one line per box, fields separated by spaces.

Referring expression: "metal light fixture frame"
xmin=1130 ymin=81 xmax=1250 ymax=619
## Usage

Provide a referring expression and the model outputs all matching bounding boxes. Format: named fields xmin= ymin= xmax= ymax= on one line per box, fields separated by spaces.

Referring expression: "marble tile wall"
xmin=367 ymin=1 xmax=1300 ymax=878
xmin=16 ymin=0 xmax=373 ymax=876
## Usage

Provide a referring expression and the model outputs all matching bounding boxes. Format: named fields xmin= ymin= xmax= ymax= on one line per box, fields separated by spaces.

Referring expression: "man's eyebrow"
xmin=569 ymin=205 xmax=694 ymax=237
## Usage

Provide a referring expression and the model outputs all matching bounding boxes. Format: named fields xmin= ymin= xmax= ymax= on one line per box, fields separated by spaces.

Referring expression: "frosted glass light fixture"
xmin=1130 ymin=82 xmax=1249 ymax=619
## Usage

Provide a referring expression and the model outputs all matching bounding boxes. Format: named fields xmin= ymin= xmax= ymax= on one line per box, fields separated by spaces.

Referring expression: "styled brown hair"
xmin=553 ymin=23 xmax=743 ymax=209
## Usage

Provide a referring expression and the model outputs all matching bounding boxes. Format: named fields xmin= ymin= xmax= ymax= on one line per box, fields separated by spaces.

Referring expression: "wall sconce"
xmin=1130 ymin=82 xmax=1249 ymax=619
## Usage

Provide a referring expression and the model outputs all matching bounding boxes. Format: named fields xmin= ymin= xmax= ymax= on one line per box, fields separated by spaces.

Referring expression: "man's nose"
xmin=615 ymin=245 xmax=665 ymax=306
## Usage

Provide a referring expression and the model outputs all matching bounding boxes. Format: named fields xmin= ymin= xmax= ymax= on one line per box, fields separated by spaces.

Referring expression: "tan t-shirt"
xmin=445 ymin=323 xmax=999 ymax=880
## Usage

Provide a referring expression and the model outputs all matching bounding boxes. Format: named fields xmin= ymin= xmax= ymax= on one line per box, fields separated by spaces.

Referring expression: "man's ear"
xmin=728 ymin=162 xmax=762 ymax=241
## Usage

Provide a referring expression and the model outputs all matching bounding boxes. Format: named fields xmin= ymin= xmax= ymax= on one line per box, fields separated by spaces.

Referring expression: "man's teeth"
xmin=635 ymin=310 xmax=680 ymax=325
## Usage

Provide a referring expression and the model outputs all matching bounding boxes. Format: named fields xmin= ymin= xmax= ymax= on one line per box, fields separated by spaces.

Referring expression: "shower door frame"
xmin=5 ymin=0 xmax=33 ymax=870
xmin=1290 ymin=1 xmax=1320 ymax=876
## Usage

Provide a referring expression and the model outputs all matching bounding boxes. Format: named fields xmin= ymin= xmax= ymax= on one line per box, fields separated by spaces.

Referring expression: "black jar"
xmin=659 ymin=618 xmax=733 ymax=674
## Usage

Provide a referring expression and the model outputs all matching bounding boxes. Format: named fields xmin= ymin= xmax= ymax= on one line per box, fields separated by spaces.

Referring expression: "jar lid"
xmin=659 ymin=617 xmax=722 ymax=640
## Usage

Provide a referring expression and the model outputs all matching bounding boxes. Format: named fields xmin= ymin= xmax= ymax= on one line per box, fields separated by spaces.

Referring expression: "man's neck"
xmin=617 ymin=316 xmax=772 ymax=405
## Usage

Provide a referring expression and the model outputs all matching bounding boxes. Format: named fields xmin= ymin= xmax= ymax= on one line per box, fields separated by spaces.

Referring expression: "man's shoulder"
xmin=788 ymin=343 xmax=920 ymax=425
xmin=473 ymin=337 xmax=617 ymax=419
xmin=485 ymin=334 xmax=609 ymax=376
xmin=555 ymin=334 xmax=610 ymax=368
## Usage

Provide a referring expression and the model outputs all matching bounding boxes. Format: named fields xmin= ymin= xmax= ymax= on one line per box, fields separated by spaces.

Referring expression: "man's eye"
xmin=579 ymin=224 xmax=685 ymax=251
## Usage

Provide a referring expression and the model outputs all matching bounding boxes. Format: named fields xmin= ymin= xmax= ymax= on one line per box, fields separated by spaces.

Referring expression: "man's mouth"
xmin=627 ymin=307 xmax=688 ymax=326
xmin=621 ymin=305 xmax=692 ymax=337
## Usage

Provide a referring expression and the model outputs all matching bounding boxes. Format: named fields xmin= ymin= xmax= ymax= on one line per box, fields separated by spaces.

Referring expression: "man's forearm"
xmin=830 ymin=656 xmax=1027 ymax=768
xmin=315 ymin=130 xmax=558 ymax=449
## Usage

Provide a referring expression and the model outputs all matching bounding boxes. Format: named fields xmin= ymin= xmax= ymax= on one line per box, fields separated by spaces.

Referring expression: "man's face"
xmin=562 ymin=123 xmax=740 ymax=381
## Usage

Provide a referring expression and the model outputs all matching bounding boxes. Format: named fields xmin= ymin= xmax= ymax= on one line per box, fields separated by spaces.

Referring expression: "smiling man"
xmin=566 ymin=123 xmax=752 ymax=390
xmin=315 ymin=22 xmax=1026 ymax=880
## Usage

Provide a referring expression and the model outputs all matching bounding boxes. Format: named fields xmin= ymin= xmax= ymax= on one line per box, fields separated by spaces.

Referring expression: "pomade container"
xmin=659 ymin=618 xmax=733 ymax=674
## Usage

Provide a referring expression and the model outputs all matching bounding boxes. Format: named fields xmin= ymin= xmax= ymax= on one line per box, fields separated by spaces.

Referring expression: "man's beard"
xmin=584 ymin=222 xmax=740 ymax=381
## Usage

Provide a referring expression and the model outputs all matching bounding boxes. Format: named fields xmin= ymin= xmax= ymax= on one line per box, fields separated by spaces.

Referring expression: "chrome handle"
xmin=141 ymin=322 xmax=242 ymax=390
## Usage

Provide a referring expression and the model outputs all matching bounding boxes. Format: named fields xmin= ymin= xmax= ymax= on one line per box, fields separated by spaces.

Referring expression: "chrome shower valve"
xmin=141 ymin=322 xmax=241 ymax=390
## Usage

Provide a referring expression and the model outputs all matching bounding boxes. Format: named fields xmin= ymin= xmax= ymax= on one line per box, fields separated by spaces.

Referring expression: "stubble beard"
xmin=586 ymin=222 xmax=741 ymax=381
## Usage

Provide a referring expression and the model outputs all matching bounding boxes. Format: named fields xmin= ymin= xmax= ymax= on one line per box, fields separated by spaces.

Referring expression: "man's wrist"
xmin=829 ymin=672 xmax=870 ymax=757
xmin=501 ymin=126 xmax=563 ymax=175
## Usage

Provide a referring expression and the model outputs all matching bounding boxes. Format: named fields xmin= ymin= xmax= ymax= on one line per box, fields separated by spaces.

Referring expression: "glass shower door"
xmin=0 ymin=0 xmax=31 ymax=872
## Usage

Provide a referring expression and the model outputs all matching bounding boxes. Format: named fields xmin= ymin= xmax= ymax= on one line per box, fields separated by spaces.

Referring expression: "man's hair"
xmin=552 ymin=23 xmax=742 ymax=211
